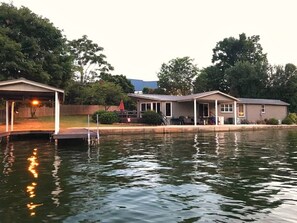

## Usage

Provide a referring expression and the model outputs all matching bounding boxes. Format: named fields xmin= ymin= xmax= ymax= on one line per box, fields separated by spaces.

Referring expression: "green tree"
xmin=193 ymin=66 xmax=226 ymax=93
xmin=196 ymin=33 xmax=268 ymax=94
xmin=68 ymin=35 xmax=113 ymax=83
xmin=142 ymin=87 xmax=167 ymax=94
xmin=212 ymin=33 xmax=267 ymax=71
xmin=225 ymin=61 xmax=268 ymax=97
xmin=0 ymin=3 xmax=73 ymax=88
xmin=157 ymin=57 xmax=199 ymax=95
xmin=267 ymin=63 xmax=297 ymax=112
xmin=81 ymin=81 xmax=126 ymax=110
xmin=64 ymin=81 xmax=85 ymax=104
xmin=99 ymin=73 xmax=134 ymax=93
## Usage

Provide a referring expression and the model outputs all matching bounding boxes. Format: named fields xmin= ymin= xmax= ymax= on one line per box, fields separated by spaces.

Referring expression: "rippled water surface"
xmin=1 ymin=130 xmax=297 ymax=222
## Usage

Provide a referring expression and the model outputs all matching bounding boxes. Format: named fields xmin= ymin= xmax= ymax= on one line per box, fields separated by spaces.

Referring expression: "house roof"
xmin=128 ymin=91 xmax=239 ymax=102
xmin=238 ymin=98 xmax=289 ymax=106
xmin=0 ymin=78 xmax=64 ymax=101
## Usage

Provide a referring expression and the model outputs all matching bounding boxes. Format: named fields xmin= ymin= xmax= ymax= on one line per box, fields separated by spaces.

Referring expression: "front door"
xmin=198 ymin=103 xmax=209 ymax=117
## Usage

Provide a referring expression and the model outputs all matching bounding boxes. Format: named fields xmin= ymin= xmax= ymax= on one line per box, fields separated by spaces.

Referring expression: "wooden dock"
xmin=0 ymin=128 xmax=99 ymax=144
xmin=52 ymin=128 xmax=98 ymax=140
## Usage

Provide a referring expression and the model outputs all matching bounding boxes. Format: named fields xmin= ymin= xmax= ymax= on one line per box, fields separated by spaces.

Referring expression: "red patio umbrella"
xmin=119 ymin=99 xmax=125 ymax=111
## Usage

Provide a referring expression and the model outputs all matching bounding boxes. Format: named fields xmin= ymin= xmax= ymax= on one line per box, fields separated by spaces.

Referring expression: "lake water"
xmin=1 ymin=129 xmax=297 ymax=222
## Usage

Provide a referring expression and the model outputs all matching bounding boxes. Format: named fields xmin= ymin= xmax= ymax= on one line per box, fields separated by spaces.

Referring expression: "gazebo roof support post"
xmin=215 ymin=100 xmax=218 ymax=126
xmin=194 ymin=99 xmax=197 ymax=126
xmin=5 ymin=101 xmax=9 ymax=132
xmin=10 ymin=101 xmax=15 ymax=131
xmin=54 ymin=91 xmax=60 ymax=134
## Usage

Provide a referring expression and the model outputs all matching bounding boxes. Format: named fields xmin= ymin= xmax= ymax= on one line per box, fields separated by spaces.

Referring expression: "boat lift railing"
xmin=87 ymin=114 xmax=100 ymax=146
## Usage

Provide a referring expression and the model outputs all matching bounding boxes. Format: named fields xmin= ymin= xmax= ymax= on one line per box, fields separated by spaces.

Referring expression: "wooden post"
xmin=5 ymin=101 xmax=9 ymax=132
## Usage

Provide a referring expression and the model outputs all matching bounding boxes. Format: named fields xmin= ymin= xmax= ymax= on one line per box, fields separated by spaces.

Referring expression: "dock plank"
xmin=53 ymin=128 xmax=98 ymax=139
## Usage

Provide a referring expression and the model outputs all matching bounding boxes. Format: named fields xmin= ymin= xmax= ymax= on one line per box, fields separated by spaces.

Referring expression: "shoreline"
xmin=1 ymin=125 xmax=297 ymax=141
xmin=80 ymin=124 xmax=297 ymax=135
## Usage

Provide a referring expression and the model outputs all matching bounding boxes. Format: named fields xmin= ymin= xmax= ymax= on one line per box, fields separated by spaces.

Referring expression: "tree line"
xmin=156 ymin=33 xmax=297 ymax=112
xmin=1 ymin=4 xmax=297 ymax=112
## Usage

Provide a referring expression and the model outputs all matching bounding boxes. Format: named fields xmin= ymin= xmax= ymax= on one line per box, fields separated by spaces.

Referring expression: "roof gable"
xmin=0 ymin=78 xmax=64 ymax=101
xmin=0 ymin=78 xmax=64 ymax=93
xmin=128 ymin=91 xmax=239 ymax=102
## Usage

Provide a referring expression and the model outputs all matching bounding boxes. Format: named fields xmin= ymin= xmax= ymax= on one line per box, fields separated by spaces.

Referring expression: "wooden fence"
xmin=0 ymin=105 xmax=119 ymax=121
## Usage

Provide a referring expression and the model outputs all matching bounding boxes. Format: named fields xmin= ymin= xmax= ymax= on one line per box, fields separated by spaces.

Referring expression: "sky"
xmin=2 ymin=0 xmax=297 ymax=80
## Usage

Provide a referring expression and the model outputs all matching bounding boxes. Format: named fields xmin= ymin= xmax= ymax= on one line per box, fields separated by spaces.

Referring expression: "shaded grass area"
xmin=41 ymin=115 xmax=99 ymax=128
xmin=1 ymin=115 xmax=105 ymax=131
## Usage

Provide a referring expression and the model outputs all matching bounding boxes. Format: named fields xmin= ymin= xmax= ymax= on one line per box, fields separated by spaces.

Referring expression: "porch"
xmin=128 ymin=91 xmax=239 ymax=126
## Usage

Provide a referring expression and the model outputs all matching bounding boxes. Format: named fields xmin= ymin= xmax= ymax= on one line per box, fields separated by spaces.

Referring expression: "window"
xmin=221 ymin=104 xmax=233 ymax=113
xmin=238 ymin=104 xmax=245 ymax=117
xmin=261 ymin=105 xmax=265 ymax=113
xmin=165 ymin=102 xmax=172 ymax=117
xmin=140 ymin=102 xmax=161 ymax=113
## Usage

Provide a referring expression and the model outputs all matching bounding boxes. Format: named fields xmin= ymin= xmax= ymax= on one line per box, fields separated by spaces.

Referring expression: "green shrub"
xmin=287 ymin=113 xmax=297 ymax=124
xmin=256 ymin=119 xmax=266 ymax=124
xmin=92 ymin=110 xmax=119 ymax=124
xmin=266 ymin=118 xmax=278 ymax=125
xmin=282 ymin=116 xmax=294 ymax=125
xmin=92 ymin=110 xmax=108 ymax=122
xmin=99 ymin=112 xmax=119 ymax=124
xmin=141 ymin=110 xmax=162 ymax=125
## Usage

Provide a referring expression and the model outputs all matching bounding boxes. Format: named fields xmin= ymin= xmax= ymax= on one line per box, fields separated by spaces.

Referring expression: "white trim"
xmin=215 ymin=100 xmax=218 ymax=126
xmin=54 ymin=91 xmax=60 ymax=134
xmin=234 ymin=101 xmax=237 ymax=125
xmin=11 ymin=101 xmax=15 ymax=131
xmin=165 ymin=102 xmax=172 ymax=117
xmin=261 ymin=104 xmax=265 ymax=113
xmin=220 ymin=103 xmax=233 ymax=113
xmin=140 ymin=101 xmax=161 ymax=113
xmin=238 ymin=104 xmax=245 ymax=117
xmin=0 ymin=78 xmax=64 ymax=93
xmin=194 ymin=99 xmax=197 ymax=126
xmin=5 ymin=101 xmax=9 ymax=132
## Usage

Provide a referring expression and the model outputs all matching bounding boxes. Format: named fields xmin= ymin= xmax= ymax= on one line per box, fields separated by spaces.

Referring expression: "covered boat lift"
xmin=0 ymin=78 xmax=64 ymax=135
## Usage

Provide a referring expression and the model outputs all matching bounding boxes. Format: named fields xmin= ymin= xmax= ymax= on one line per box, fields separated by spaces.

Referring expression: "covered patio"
xmin=128 ymin=91 xmax=239 ymax=125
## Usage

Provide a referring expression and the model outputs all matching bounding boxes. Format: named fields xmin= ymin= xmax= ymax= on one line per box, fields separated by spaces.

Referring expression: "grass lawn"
xmin=0 ymin=115 xmax=116 ymax=131
xmin=40 ymin=115 xmax=100 ymax=128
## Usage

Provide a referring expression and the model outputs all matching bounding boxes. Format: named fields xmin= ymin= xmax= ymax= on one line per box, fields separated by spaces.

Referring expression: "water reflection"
xmin=51 ymin=148 xmax=62 ymax=207
xmin=26 ymin=147 xmax=42 ymax=216
xmin=27 ymin=148 xmax=38 ymax=178
xmin=2 ymin=143 xmax=15 ymax=175
xmin=1 ymin=130 xmax=297 ymax=222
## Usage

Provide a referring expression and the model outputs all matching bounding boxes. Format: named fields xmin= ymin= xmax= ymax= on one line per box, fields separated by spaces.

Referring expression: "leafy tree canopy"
xmin=80 ymin=81 xmax=126 ymax=110
xmin=157 ymin=57 xmax=199 ymax=95
xmin=193 ymin=65 xmax=226 ymax=93
xmin=99 ymin=73 xmax=134 ymax=93
xmin=68 ymin=35 xmax=113 ymax=83
xmin=142 ymin=87 xmax=167 ymax=95
xmin=0 ymin=3 xmax=73 ymax=88
xmin=212 ymin=33 xmax=267 ymax=71
xmin=266 ymin=63 xmax=297 ymax=111
xmin=225 ymin=61 xmax=268 ymax=97
xmin=194 ymin=33 xmax=269 ymax=95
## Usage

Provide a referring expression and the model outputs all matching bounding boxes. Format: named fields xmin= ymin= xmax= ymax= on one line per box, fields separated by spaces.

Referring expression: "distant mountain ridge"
xmin=129 ymin=79 xmax=158 ymax=91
